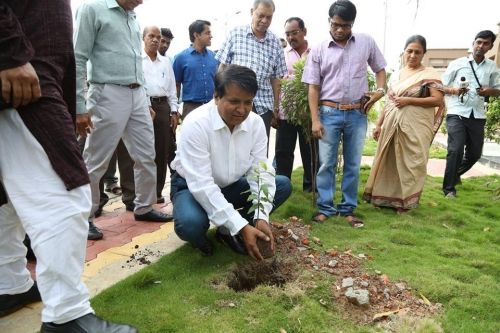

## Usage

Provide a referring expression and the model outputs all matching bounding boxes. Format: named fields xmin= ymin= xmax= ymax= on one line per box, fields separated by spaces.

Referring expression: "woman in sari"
xmin=363 ymin=35 xmax=445 ymax=213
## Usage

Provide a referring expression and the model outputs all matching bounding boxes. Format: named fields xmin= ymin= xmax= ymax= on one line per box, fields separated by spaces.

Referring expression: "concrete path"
xmin=1 ymin=129 xmax=499 ymax=333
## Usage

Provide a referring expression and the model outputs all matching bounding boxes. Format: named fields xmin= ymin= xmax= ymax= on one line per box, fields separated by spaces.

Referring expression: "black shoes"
xmin=0 ymin=282 xmax=41 ymax=317
xmin=195 ymin=238 xmax=214 ymax=256
xmin=88 ymin=221 xmax=103 ymax=240
xmin=124 ymin=202 xmax=135 ymax=212
xmin=134 ymin=209 xmax=173 ymax=222
xmin=40 ymin=313 xmax=138 ymax=333
xmin=215 ymin=228 xmax=247 ymax=255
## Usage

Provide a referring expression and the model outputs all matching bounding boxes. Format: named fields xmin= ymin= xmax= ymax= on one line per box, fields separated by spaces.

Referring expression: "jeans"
xmin=275 ymin=119 xmax=318 ymax=191
xmin=171 ymin=173 xmax=292 ymax=248
xmin=316 ymin=106 xmax=367 ymax=216
xmin=443 ymin=114 xmax=485 ymax=194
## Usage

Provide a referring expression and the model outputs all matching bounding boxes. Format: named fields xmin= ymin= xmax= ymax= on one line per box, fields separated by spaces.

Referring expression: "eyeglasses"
xmin=285 ymin=29 xmax=302 ymax=37
xmin=329 ymin=19 xmax=353 ymax=30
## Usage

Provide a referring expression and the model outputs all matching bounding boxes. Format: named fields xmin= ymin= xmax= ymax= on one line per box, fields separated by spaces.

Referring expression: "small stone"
xmin=134 ymin=244 xmax=139 ymax=249
xmin=342 ymin=277 xmax=354 ymax=288
xmin=375 ymin=270 xmax=382 ymax=275
xmin=328 ymin=260 xmax=338 ymax=268
xmin=360 ymin=281 xmax=369 ymax=287
xmin=228 ymin=302 xmax=236 ymax=307
xmin=287 ymin=229 xmax=299 ymax=241
xmin=395 ymin=282 xmax=406 ymax=291
xmin=297 ymin=246 xmax=308 ymax=252
xmin=358 ymin=253 xmax=366 ymax=259
xmin=345 ymin=287 xmax=370 ymax=307
xmin=313 ymin=265 xmax=319 ymax=270
xmin=383 ymin=288 xmax=390 ymax=300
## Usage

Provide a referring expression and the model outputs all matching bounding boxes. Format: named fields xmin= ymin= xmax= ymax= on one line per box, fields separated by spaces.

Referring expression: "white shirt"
xmin=171 ymin=102 xmax=275 ymax=235
xmin=142 ymin=52 xmax=179 ymax=112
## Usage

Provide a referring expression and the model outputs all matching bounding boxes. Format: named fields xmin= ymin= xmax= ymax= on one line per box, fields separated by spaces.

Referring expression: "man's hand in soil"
xmin=254 ymin=219 xmax=275 ymax=254
xmin=240 ymin=222 xmax=272 ymax=261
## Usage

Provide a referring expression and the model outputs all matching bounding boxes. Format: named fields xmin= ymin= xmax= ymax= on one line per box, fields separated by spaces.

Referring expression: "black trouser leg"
xmin=275 ymin=119 xmax=298 ymax=179
xmin=443 ymin=115 xmax=466 ymax=194
xmin=457 ymin=116 xmax=485 ymax=176
xmin=298 ymin=126 xmax=318 ymax=191
xmin=152 ymin=101 xmax=176 ymax=198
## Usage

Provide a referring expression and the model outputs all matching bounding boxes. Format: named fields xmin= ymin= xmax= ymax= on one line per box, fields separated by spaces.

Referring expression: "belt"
xmin=320 ymin=100 xmax=362 ymax=110
xmin=150 ymin=96 xmax=168 ymax=103
xmin=183 ymin=100 xmax=209 ymax=104
xmin=120 ymin=83 xmax=141 ymax=89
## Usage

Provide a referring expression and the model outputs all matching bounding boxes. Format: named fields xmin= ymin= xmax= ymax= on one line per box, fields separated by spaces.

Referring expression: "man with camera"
xmin=442 ymin=30 xmax=500 ymax=198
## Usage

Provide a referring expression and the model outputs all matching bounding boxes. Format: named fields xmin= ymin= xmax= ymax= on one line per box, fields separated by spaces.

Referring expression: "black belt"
xmin=150 ymin=96 xmax=168 ymax=103
xmin=183 ymin=100 xmax=209 ymax=104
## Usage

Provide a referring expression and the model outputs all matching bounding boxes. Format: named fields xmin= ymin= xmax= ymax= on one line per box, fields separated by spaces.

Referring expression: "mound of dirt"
xmin=227 ymin=218 xmax=443 ymax=327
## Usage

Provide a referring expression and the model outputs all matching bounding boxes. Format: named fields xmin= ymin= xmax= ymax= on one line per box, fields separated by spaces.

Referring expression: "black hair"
xmin=475 ymin=30 xmax=496 ymax=44
xmin=404 ymin=34 xmax=427 ymax=53
xmin=284 ymin=17 xmax=305 ymax=30
xmin=328 ymin=0 xmax=356 ymax=21
xmin=188 ymin=20 xmax=210 ymax=43
xmin=253 ymin=0 xmax=275 ymax=12
xmin=214 ymin=65 xmax=258 ymax=98
xmin=161 ymin=28 xmax=174 ymax=39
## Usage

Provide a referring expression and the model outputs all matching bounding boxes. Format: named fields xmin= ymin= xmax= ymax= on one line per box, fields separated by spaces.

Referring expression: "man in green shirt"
xmin=74 ymin=0 xmax=172 ymax=236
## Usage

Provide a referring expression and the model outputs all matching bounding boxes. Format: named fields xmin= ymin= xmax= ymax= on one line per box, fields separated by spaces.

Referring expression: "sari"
xmin=363 ymin=66 xmax=445 ymax=209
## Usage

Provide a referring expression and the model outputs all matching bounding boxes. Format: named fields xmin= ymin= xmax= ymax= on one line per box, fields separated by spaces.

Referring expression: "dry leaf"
xmin=302 ymin=238 xmax=310 ymax=246
xmin=442 ymin=223 xmax=451 ymax=229
xmin=380 ymin=274 xmax=390 ymax=284
xmin=419 ymin=292 xmax=431 ymax=305
xmin=372 ymin=309 xmax=400 ymax=321
xmin=279 ymin=328 xmax=287 ymax=333
xmin=483 ymin=227 xmax=490 ymax=232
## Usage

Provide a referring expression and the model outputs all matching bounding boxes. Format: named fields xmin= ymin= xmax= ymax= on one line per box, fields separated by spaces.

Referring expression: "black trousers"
xmin=151 ymin=99 xmax=176 ymax=198
xmin=274 ymin=119 xmax=318 ymax=191
xmin=443 ymin=114 xmax=485 ymax=194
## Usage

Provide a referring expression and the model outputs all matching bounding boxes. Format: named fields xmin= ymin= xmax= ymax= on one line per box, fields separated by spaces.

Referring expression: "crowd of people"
xmin=1 ymin=0 xmax=498 ymax=331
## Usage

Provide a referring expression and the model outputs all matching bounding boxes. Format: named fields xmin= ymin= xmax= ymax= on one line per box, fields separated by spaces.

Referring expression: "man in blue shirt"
xmin=442 ymin=30 xmax=500 ymax=198
xmin=173 ymin=20 xmax=218 ymax=119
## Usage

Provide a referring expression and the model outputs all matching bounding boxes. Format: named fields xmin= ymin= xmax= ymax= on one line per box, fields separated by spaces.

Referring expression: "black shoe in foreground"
xmin=41 ymin=313 xmax=138 ymax=333
xmin=215 ymin=229 xmax=247 ymax=255
xmin=195 ymin=238 xmax=214 ymax=256
xmin=0 ymin=282 xmax=41 ymax=317
xmin=88 ymin=221 xmax=103 ymax=240
xmin=134 ymin=209 xmax=173 ymax=222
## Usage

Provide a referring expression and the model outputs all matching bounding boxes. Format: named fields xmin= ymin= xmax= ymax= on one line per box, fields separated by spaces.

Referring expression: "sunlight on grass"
xmin=91 ymin=168 xmax=499 ymax=333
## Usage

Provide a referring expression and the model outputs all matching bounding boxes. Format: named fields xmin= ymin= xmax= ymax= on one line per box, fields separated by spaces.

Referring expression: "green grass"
xmin=363 ymin=138 xmax=447 ymax=159
xmin=92 ymin=168 xmax=500 ymax=333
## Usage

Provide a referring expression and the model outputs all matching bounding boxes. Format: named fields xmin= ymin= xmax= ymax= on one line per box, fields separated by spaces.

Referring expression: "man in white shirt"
xmin=170 ymin=65 xmax=292 ymax=260
xmin=143 ymin=26 xmax=179 ymax=206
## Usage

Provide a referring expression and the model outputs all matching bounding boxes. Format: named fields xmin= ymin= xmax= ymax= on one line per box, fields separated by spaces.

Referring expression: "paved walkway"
xmin=2 ymin=129 xmax=499 ymax=333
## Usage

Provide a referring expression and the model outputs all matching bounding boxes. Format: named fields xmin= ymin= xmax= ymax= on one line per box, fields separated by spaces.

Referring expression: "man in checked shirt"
xmin=216 ymin=0 xmax=287 ymax=141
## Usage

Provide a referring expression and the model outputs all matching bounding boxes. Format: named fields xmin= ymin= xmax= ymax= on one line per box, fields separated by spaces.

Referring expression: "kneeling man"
xmin=171 ymin=65 xmax=292 ymax=260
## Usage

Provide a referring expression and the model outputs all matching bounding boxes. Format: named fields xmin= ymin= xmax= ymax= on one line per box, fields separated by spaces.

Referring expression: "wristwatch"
xmin=375 ymin=87 xmax=386 ymax=94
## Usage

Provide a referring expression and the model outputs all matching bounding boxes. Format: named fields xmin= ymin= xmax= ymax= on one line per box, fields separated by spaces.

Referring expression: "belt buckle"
xmin=128 ymin=83 xmax=140 ymax=89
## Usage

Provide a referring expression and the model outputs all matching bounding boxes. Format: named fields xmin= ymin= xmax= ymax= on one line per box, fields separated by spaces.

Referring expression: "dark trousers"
xmin=275 ymin=119 xmax=318 ymax=191
xmin=182 ymin=101 xmax=205 ymax=120
xmin=78 ymin=137 xmax=135 ymax=207
xmin=443 ymin=114 xmax=485 ymax=194
xmin=152 ymin=100 xmax=176 ymax=198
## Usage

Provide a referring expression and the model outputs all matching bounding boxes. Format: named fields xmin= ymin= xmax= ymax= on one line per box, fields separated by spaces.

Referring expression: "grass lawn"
xmin=363 ymin=138 xmax=447 ymax=159
xmin=92 ymin=168 xmax=499 ymax=333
